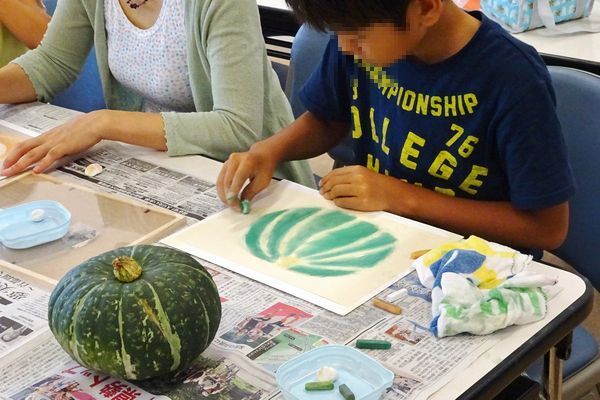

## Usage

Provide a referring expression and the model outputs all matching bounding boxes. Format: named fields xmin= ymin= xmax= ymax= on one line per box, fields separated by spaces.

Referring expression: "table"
xmin=258 ymin=0 xmax=300 ymax=37
xmin=82 ymin=147 xmax=597 ymax=399
xmin=512 ymin=6 xmax=600 ymax=75
xmin=0 ymin=108 xmax=594 ymax=399
xmin=257 ymin=0 xmax=600 ymax=74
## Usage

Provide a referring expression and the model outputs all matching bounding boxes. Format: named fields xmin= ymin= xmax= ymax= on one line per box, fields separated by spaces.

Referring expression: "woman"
xmin=0 ymin=0 xmax=50 ymax=67
xmin=0 ymin=0 xmax=314 ymax=187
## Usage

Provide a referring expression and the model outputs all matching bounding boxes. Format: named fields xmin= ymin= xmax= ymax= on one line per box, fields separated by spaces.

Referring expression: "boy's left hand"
xmin=319 ymin=165 xmax=390 ymax=211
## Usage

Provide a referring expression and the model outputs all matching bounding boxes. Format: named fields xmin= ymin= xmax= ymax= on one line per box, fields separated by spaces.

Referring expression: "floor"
xmin=308 ymin=155 xmax=600 ymax=343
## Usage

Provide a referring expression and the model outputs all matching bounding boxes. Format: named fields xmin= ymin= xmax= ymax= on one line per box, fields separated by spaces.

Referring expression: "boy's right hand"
xmin=216 ymin=148 xmax=277 ymax=210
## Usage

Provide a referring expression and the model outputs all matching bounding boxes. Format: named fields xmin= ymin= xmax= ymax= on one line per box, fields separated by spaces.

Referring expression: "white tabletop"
xmin=256 ymin=0 xmax=600 ymax=65
xmin=257 ymin=0 xmax=289 ymax=10
xmin=94 ymin=144 xmax=590 ymax=399
xmin=514 ymin=6 xmax=600 ymax=64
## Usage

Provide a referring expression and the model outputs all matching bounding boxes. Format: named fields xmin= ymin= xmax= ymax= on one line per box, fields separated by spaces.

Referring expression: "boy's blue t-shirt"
xmin=300 ymin=12 xmax=575 ymax=211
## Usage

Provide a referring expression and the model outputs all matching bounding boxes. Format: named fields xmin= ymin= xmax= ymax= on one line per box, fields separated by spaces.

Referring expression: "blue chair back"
xmin=287 ymin=25 xmax=354 ymax=167
xmin=527 ymin=67 xmax=600 ymax=385
xmin=548 ymin=67 xmax=600 ymax=290
xmin=43 ymin=0 xmax=105 ymax=112
xmin=43 ymin=0 xmax=57 ymax=14
xmin=271 ymin=61 xmax=289 ymax=92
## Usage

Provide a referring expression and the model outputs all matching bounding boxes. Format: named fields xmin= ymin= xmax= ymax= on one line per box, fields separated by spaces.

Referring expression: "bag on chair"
xmin=480 ymin=0 xmax=599 ymax=33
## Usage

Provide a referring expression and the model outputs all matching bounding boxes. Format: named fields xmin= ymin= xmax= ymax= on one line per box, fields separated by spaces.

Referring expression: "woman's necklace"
xmin=125 ymin=0 xmax=149 ymax=9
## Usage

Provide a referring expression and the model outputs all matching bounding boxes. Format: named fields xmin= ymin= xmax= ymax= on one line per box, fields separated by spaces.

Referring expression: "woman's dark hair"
xmin=284 ymin=0 xmax=411 ymax=32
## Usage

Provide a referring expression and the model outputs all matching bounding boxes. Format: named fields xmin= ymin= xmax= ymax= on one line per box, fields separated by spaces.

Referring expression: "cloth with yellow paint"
xmin=412 ymin=236 xmax=558 ymax=337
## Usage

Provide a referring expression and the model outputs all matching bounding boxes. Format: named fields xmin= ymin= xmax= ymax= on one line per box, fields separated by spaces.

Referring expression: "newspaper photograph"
xmin=0 ymin=271 xmax=51 ymax=359
xmin=8 ymin=363 xmax=166 ymax=400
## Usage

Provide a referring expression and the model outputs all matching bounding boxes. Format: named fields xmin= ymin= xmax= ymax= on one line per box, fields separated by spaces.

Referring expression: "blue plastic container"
xmin=276 ymin=344 xmax=394 ymax=400
xmin=0 ymin=200 xmax=71 ymax=249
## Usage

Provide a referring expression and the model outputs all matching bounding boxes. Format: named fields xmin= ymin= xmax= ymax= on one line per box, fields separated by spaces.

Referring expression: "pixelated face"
xmin=336 ymin=21 xmax=425 ymax=66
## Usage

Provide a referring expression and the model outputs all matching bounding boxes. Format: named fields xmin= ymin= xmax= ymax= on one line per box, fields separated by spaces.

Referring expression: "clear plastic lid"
xmin=276 ymin=344 xmax=394 ymax=400
xmin=0 ymin=200 xmax=71 ymax=249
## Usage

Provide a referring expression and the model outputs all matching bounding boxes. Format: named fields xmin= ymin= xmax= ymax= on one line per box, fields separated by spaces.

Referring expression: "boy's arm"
xmin=0 ymin=0 xmax=50 ymax=49
xmin=320 ymin=166 xmax=569 ymax=250
xmin=217 ymin=111 xmax=349 ymax=205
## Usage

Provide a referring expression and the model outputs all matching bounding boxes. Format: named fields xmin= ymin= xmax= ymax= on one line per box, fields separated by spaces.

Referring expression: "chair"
xmin=525 ymin=66 xmax=600 ymax=399
xmin=43 ymin=0 xmax=105 ymax=112
xmin=286 ymin=24 xmax=355 ymax=168
xmin=271 ymin=61 xmax=289 ymax=93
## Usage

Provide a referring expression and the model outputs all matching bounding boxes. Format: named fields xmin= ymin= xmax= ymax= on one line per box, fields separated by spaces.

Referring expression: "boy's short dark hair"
xmin=284 ymin=0 xmax=411 ymax=32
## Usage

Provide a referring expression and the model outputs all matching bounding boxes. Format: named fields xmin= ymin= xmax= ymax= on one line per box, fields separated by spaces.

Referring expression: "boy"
xmin=217 ymin=0 xmax=575 ymax=252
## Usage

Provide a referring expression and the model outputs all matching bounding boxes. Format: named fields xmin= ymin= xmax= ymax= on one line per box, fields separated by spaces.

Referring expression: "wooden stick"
xmin=372 ymin=297 xmax=402 ymax=314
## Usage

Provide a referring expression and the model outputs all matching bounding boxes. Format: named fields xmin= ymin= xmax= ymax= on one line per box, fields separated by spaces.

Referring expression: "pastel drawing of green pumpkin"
xmin=245 ymin=208 xmax=397 ymax=276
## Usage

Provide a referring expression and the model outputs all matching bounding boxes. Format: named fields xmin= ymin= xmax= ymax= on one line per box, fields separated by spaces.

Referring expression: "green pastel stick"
xmin=241 ymin=199 xmax=250 ymax=214
xmin=339 ymin=384 xmax=355 ymax=400
xmin=304 ymin=381 xmax=334 ymax=391
xmin=355 ymin=339 xmax=391 ymax=349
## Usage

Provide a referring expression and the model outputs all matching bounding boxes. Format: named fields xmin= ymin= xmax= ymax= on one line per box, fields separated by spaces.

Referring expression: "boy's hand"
xmin=216 ymin=147 xmax=277 ymax=210
xmin=319 ymin=165 xmax=390 ymax=211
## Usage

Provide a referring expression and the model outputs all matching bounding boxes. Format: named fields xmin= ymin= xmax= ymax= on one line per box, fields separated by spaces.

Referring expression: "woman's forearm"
xmin=101 ymin=110 xmax=167 ymax=151
xmin=0 ymin=0 xmax=50 ymax=49
xmin=0 ymin=63 xmax=37 ymax=103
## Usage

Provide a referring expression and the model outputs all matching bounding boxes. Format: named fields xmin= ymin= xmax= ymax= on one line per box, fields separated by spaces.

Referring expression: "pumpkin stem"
xmin=112 ymin=256 xmax=143 ymax=282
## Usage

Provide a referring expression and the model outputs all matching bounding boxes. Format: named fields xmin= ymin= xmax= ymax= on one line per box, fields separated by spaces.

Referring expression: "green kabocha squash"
xmin=245 ymin=207 xmax=397 ymax=276
xmin=48 ymin=245 xmax=221 ymax=380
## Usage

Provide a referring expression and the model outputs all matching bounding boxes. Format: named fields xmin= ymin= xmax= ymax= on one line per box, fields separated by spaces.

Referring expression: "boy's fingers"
xmin=221 ymin=157 xmax=243 ymax=205
xmin=216 ymin=160 xmax=230 ymax=203
xmin=241 ymin=172 xmax=271 ymax=202
xmin=333 ymin=196 xmax=363 ymax=211
xmin=228 ymin=160 xmax=252 ymax=203
xmin=322 ymin=183 xmax=355 ymax=200
xmin=320 ymin=173 xmax=354 ymax=195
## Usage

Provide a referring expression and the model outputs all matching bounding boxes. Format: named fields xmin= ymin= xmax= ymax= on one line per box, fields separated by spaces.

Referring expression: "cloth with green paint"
xmin=412 ymin=236 xmax=558 ymax=337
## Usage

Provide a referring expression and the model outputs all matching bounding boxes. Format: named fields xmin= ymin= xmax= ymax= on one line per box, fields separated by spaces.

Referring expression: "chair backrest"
xmin=286 ymin=25 xmax=354 ymax=167
xmin=43 ymin=0 xmax=57 ymax=15
xmin=271 ymin=61 xmax=289 ymax=92
xmin=548 ymin=66 xmax=600 ymax=289
xmin=43 ymin=0 xmax=105 ymax=112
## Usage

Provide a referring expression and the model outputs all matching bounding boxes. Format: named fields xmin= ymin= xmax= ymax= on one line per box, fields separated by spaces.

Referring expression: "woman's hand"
xmin=319 ymin=165 xmax=392 ymax=212
xmin=1 ymin=110 xmax=111 ymax=176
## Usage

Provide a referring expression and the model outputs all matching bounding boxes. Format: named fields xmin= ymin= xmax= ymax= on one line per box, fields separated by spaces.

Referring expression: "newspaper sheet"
xmin=58 ymin=148 xmax=225 ymax=220
xmin=0 ymin=271 xmax=51 ymax=360
xmin=0 ymin=262 xmax=496 ymax=400
xmin=0 ymin=334 xmax=169 ymax=400
xmin=0 ymin=103 xmax=81 ymax=136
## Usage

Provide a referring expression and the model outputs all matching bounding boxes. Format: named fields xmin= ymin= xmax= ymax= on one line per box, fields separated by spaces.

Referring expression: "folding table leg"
xmin=542 ymin=332 xmax=573 ymax=400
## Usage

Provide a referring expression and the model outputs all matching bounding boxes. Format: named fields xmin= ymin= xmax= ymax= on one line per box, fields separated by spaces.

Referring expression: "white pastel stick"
xmin=386 ymin=288 xmax=408 ymax=302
